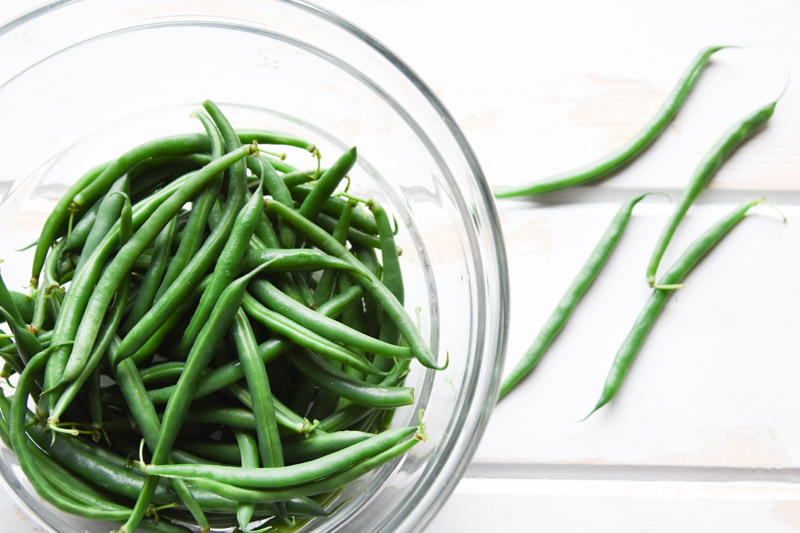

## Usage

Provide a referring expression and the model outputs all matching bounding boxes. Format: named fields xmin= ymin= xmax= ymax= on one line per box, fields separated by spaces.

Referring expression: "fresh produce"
xmin=588 ymin=199 xmax=770 ymax=417
xmin=645 ymin=100 xmax=777 ymax=287
xmin=499 ymin=193 xmax=659 ymax=400
xmin=1 ymin=100 xmax=429 ymax=532
xmin=494 ymin=46 xmax=727 ymax=198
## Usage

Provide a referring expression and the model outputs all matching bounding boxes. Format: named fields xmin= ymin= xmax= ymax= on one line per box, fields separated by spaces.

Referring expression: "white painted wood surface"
xmin=2 ymin=1 xmax=800 ymax=531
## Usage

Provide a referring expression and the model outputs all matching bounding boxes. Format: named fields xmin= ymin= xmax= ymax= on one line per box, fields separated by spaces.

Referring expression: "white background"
xmin=2 ymin=1 xmax=800 ymax=531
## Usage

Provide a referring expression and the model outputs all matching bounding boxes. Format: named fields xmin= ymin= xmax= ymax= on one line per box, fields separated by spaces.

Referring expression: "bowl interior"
xmin=0 ymin=1 xmax=508 ymax=531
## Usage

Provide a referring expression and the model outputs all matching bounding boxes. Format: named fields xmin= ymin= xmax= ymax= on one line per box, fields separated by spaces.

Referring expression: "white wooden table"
xmin=3 ymin=1 xmax=800 ymax=531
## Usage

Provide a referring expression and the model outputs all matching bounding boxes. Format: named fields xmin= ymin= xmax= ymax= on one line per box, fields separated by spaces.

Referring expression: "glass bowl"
xmin=0 ymin=1 xmax=508 ymax=531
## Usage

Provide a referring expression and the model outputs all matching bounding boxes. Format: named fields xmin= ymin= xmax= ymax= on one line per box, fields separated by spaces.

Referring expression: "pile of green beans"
xmin=0 ymin=100 xmax=430 ymax=532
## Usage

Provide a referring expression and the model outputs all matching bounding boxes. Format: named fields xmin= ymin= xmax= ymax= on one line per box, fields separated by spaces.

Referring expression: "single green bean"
xmin=298 ymin=147 xmax=357 ymax=222
xmin=293 ymin=351 xmax=412 ymax=408
xmin=494 ymin=46 xmax=728 ymax=198
xmin=232 ymin=310 xmax=284 ymax=470
xmin=142 ymin=426 xmax=416 ymax=488
xmin=169 ymin=436 xmax=420 ymax=503
xmin=234 ymin=431 xmax=259 ymax=531
xmin=242 ymin=248 xmax=360 ymax=274
xmin=500 ymin=193 xmax=653 ymax=400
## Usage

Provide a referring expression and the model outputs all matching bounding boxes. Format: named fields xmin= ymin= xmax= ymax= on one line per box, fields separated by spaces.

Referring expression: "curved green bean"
xmin=499 ymin=193 xmax=654 ymax=400
xmin=494 ymin=46 xmax=728 ymax=198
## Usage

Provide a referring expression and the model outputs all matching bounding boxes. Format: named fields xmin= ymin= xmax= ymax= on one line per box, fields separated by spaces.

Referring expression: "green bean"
xmin=0 ymin=306 xmax=42 ymax=365
xmin=290 ymin=272 xmax=316 ymax=308
xmin=250 ymin=280 xmax=411 ymax=360
xmin=293 ymin=351 xmax=412 ymax=408
xmin=494 ymin=46 xmax=728 ymax=198
xmin=314 ymin=405 xmax=374 ymax=433
xmin=73 ymin=178 xmax=130 ymax=275
xmin=9 ymin=290 xmax=35 ymax=325
xmin=34 ymin=126 xmax=316 ymax=282
xmin=164 ymin=436 xmax=419 ymax=503
xmin=129 ymin=299 xmax=193 ymax=365
xmin=0 ymin=397 xmax=128 ymax=512
xmin=180 ymin=441 xmax=241 ymax=464
xmin=188 ymin=407 xmax=262 ymax=432
xmin=232 ymin=310 xmax=284 ymax=470
xmin=111 ymin=368 xmax=215 ymax=533
xmin=500 ymin=193 xmax=653 ymax=401
xmin=146 ymin=286 xmax=364 ymax=404
xmin=178 ymin=183 xmax=263 ymax=356
xmin=140 ymin=361 xmax=187 ymax=387
xmin=234 ymin=431 xmax=259 ymax=531
xmin=51 ymin=146 xmax=254 ymax=398
xmin=179 ymin=431 xmax=373 ymax=466
xmin=33 ymin=135 xmax=211 ymax=286
xmin=128 ymin=154 xmax=212 ymax=201
xmin=588 ymin=199 xmax=765 ymax=417
xmin=645 ymin=100 xmax=777 ymax=287
xmin=298 ymin=147 xmax=356 ymax=222
xmin=370 ymin=202 xmax=404 ymax=374
xmin=171 ymin=448 xmax=226 ymax=466
xmin=142 ymin=425 xmax=416 ymax=488
xmin=15 ymin=406 xmax=292 ymax=517
xmin=242 ymin=294 xmax=384 ymax=376
xmin=282 ymin=168 xmax=324 ymax=187
xmin=31 ymin=241 xmax=65 ymax=332
xmin=335 ymin=274 xmax=371 ymax=386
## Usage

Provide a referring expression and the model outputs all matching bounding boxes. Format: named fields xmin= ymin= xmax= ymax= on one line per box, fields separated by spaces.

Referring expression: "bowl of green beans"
xmin=0 ymin=1 xmax=508 ymax=531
